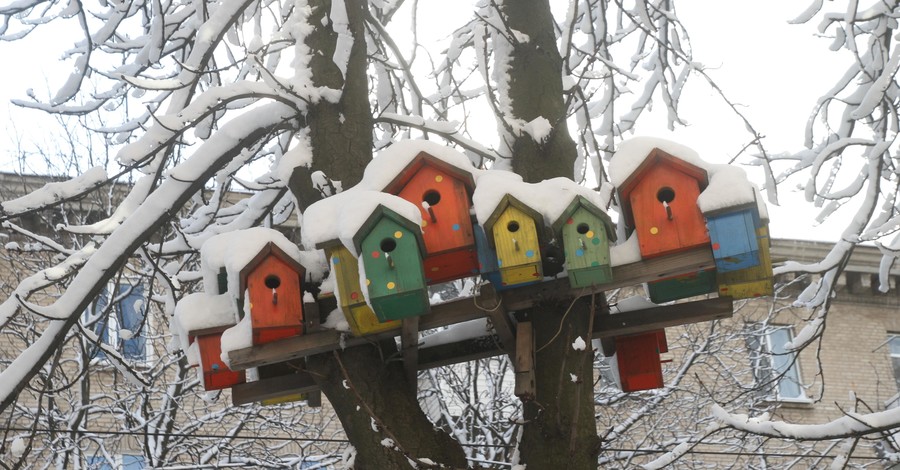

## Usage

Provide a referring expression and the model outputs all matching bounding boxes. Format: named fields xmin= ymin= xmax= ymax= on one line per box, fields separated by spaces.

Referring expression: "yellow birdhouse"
xmin=323 ymin=243 xmax=400 ymax=336
xmin=483 ymin=195 xmax=545 ymax=288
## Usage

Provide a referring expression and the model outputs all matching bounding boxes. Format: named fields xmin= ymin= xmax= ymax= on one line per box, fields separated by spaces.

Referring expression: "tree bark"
xmin=291 ymin=1 xmax=467 ymax=468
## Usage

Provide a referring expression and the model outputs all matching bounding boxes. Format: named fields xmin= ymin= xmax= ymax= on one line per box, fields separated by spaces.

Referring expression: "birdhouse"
xmin=617 ymin=148 xmax=710 ymax=259
xmin=473 ymin=223 xmax=504 ymax=288
xmin=353 ymin=205 xmax=430 ymax=322
xmin=383 ymin=151 xmax=480 ymax=284
xmin=705 ymin=206 xmax=761 ymax=273
xmin=647 ymin=269 xmax=717 ymax=304
xmin=551 ymin=196 xmax=617 ymax=288
xmin=615 ymin=330 xmax=667 ymax=392
xmin=483 ymin=195 xmax=545 ymax=288
xmin=240 ymin=242 xmax=306 ymax=346
xmin=717 ymin=224 xmax=774 ymax=299
xmin=324 ymin=244 xmax=400 ymax=336
xmin=195 ymin=327 xmax=246 ymax=391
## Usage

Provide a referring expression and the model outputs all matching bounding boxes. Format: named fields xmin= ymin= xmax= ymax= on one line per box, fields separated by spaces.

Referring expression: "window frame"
xmin=81 ymin=279 xmax=150 ymax=364
xmin=748 ymin=324 xmax=810 ymax=403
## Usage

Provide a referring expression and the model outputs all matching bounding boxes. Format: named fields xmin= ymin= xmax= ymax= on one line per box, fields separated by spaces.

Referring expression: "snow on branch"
xmin=712 ymin=404 xmax=900 ymax=440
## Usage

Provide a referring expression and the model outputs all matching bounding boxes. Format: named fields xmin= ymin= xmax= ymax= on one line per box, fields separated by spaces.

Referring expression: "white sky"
xmin=0 ymin=1 xmax=853 ymax=242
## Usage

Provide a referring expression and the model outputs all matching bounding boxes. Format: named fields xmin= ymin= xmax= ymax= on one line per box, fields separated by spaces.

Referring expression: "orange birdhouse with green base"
xmin=618 ymin=147 xmax=711 ymax=259
xmin=353 ymin=205 xmax=430 ymax=322
xmin=240 ymin=242 xmax=306 ymax=346
xmin=383 ymin=151 xmax=479 ymax=285
xmin=322 ymin=242 xmax=400 ymax=336
xmin=194 ymin=326 xmax=246 ymax=391
xmin=483 ymin=195 xmax=545 ymax=288
xmin=552 ymin=196 xmax=617 ymax=289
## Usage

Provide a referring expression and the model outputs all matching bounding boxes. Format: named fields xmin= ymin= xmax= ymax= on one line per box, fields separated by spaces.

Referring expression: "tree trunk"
xmin=291 ymin=1 xmax=467 ymax=467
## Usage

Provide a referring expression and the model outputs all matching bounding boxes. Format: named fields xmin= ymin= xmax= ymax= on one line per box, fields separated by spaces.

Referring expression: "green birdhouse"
xmin=483 ymin=195 xmax=545 ymax=288
xmin=552 ymin=196 xmax=617 ymax=289
xmin=353 ymin=205 xmax=430 ymax=322
xmin=323 ymin=243 xmax=400 ymax=336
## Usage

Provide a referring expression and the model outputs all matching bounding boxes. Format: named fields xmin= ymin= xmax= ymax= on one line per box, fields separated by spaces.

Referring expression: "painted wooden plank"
xmin=231 ymin=372 xmax=318 ymax=406
xmin=514 ymin=321 xmax=536 ymax=399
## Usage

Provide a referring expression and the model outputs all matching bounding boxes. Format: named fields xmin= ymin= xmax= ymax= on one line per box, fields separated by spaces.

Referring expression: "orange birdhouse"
xmin=383 ymin=151 xmax=479 ymax=285
xmin=617 ymin=148 xmax=710 ymax=259
xmin=194 ymin=327 xmax=246 ymax=391
xmin=240 ymin=242 xmax=306 ymax=346
xmin=614 ymin=329 xmax=667 ymax=392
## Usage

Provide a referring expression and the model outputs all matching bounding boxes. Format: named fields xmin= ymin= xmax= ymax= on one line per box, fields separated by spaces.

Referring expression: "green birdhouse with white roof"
xmin=353 ymin=204 xmax=430 ymax=322
xmin=552 ymin=196 xmax=617 ymax=288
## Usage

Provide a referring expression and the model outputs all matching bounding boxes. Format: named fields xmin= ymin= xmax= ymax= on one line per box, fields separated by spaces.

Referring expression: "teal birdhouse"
xmin=353 ymin=205 xmax=430 ymax=322
xmin=551 ymin=196 xmax=616 ymax=289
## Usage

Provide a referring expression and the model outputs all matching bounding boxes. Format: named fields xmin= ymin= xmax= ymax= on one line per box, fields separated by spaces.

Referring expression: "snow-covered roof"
xmin=365 ymin=139 xmax=480 ymax=192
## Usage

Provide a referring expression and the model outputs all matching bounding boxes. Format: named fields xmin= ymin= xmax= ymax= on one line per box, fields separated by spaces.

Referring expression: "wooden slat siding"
xmin=228 ymin=247 xmax=718 ymax=370
xmin=514 ymin=321 xmax=536 ymax=399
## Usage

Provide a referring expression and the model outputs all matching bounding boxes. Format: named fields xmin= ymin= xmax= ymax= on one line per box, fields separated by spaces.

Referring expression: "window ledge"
xmin=760 ymin=397 xmax=815 ymax=408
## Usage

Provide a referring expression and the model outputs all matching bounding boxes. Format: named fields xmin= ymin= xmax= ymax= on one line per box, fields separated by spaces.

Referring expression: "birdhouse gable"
xmin=617 ymin=148 xmax=709 ymax=228
xmin=382 ymin=151 xmax=476 ymax=196
xmin=351 ymin=205 xmax=426 ymax=258
xmin=550 ymin=196 xmax=616 ymax=241
xmin=238 ymin=242 xmax=306 ymax=294
xmin=483 ymin=194 xmax=545 ymax=248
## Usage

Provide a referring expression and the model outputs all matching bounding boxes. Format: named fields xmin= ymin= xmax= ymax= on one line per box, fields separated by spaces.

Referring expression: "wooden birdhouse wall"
xmin=198 ymin=333 xmax=245 ymax=390
xmin=491 ymin=205 xmax=543 ymax=287
xmin=706 ymin=209 xmax=760 ymax=273
xmin=245 ymin=255 xmax=304 ymax=345
xmin=647 ymin=269 xmax=717 ymax=304
xmin=360 ymin=218 xmax=429 ymax=321
xmin=626 ymin=162 xmax=710 ymax=258
xmin=327 ymin=245 xmax=399 ymax=336
xmin=615 ymin=331 xmax=665 ymax=392
xmin=717 ymin=225 xmax=774 ymax=299
xmin=560 ymin=207 xmax=613 ymax=288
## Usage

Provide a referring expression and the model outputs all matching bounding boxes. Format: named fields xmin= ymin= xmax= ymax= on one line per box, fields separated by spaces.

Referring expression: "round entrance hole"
xmin=507 ymin=221 xmax=520 ymax=233
xmin=423 ymin=190 xmax=441 ymax=206
xmin=656 ymin=187 xmax=675 ymax=204
xmin=380 ymin=238 xmax=397 ymax=252
xmin=264 ymin=275 xmax=281 ymax=289
xmin=576 ymin=223 xmax=590 ymax=234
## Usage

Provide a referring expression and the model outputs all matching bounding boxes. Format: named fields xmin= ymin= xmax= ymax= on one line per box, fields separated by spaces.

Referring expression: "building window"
xmin=888 ymin=335 xmax=900 ymax=391
xmin=86 ymin=454 xmax=144 ymax=469
xmin=748 ymin=325 xmax=807 ymax=401
xmin=82 ymin=281 xmax=147 ymax=362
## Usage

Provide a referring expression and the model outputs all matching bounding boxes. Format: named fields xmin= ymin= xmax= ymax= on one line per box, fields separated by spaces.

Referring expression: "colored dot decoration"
xmin=371 ymin=251 xmax=380 ymax=258
xmin=586 ymin=230 xmax=595 ymax=238
xmin=332 ymin=257 xmax=340 ymax=265
xmin=497 ymin=258 xmax=503 ymax=267
xmin=592 ymin=237 xmax=601 ymax=245
xmin=366 ymin=279 xmax=371 ymax=286
xmin=566 ymin=218 xmax=574 ymax=224
xmin=394 ymin=231 xmax=403 ymax=238
xmin=431 ymin=267 xmax=440 ymax=272
xmin=386 ymin=281 xmax=396 ymax=290
xmin=350 ymin=292 xmax=359 ymax=300
xmin=712 ymin=243 xmax=721 ymax=250
xmin=525 ymin=250 xmax=535 ymax=258
xmin=591 ymin=261 xmax=600 ymax=267
xmin=575 ymin=249 xmax=584 ymax=257
xmin=421 ymin=220 xmax=428 ymax=227
xmin=650 ymin=227 xmax=659 ymax=235
xmin=452 ymin=223 xmax=460 ymax=231
xmin=435 ymin=175 xmax=444 ymax=182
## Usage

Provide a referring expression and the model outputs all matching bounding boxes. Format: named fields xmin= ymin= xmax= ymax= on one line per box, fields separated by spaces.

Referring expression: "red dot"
xmin=350 ymin=292 xmax=359 ymax=300
xmin=567 ymin=218 xmax=574 ymax=224
xmin=712 ymin=243 xmax=720 ymax=250
xmin=372 ymin=251 xmax=380 ymax=258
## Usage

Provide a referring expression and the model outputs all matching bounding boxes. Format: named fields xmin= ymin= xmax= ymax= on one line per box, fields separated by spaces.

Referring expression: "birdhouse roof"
xmin=351 ymin=204 xmax=427 ymax=258
xmin=616 ymin=147 xmax=710 ymax=202
xmin=382 ymin=151 xmax=477 ymax=195
xmin=550 ymin=195 xmax=617 ymax=242
xmin=482 ymin=194 xmax=545 ymax=237
xmin=238 ymin=241 xmax=306 ymax=293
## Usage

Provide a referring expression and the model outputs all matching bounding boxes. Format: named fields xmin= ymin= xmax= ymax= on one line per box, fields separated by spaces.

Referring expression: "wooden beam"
xmin=418 ymin=334 xmax=503 ymax=369
xmin=480 ymin=284 xmax=516 ymax=358
xmin=514 ymin=321 xmax=536 ymax=400
xmin=593 ymin=296 xmax=734 ymax=338
xmin=402 ymin=317 xmax=419 ymax=395
xmin=228 ymin=247 xmax=718 ymax=371
xmin=231 ymin=371 xmax=318 ymax=406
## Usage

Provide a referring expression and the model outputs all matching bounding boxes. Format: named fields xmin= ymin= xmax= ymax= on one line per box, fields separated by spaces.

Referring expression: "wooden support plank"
xmin=231 ymin=372 xmax=318 ymax=406
xmin=418 ymin=334 xmax=502 ymax=369
xmin=402 ymin=317 xmax=419 ymax=395
xmin=229 ymin=247 xmax=717 ymax=371
xmin=304 ymin=300 xmax=320 ymax=333
xmin=479 ymin=283 xmax=516 ymax=358
xmin=593 ymin=296 xmax=733 ymax=338
xmin=514 ymin=321 xmax=536 ymax=400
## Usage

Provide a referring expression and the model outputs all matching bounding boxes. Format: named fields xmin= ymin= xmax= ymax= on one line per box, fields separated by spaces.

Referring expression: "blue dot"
xmin=212 ymin=364 xmax=220 ymax=370
xmin=575 ymin=249 xmax=584 ymax=257
xmin=332 ymin=257 xmax=340 ymax=265
xmin=452 ymin=223 xmax=460 ymax=231
xmin=525 ymin=250 xmax=535 ymax=258
xmin=497 ymin=258 xmax=503 ymax=267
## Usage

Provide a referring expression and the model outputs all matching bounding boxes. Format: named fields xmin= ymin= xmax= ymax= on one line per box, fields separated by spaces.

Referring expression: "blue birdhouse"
xmin=705 ymin=207 xmax=761 ymax=273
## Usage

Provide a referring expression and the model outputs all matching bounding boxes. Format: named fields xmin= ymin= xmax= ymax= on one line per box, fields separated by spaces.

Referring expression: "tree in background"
xmin=1 ymin=0 xmax=898 ymax=468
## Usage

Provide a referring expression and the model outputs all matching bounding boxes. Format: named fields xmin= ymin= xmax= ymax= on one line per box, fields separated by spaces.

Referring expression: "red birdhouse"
xmin=615 ymin=330 xmax=667 ymax=392
xmin=194 ymin=327 xmax=246 ymax=391
xmin=383 ymin=151 xmax=479 ymax=284
xmin=617 ymin=148 xmax=710 ymax=259
xmin=240 ymin=242 xmax=306 ymax=346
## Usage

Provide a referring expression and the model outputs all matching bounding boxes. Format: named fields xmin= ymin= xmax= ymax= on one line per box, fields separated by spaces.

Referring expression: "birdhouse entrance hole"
xmin=423 ymin=190 xmax=441 ymax=206
xmin=576 ymin=223 xmax=590 ymax=234
xmin=507 ymin=221 xmax=520 ymax=232
xmin=656 ymin=187 xmax=675 ymax=204
xmin=380 ymin=238 xmax=397 ymax=252
xmin=264 ymin=275 xmax=281 ymax=289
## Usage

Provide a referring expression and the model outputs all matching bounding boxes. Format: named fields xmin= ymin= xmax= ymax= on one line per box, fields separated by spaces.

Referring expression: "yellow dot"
xmin=435 ymin=175 xmax=444 ymax=182
xmin=394 ymin=231 xmax=403 ymax=238
xmin=650 ymin=227 xmax=659 ymax=235
xmin=421 ymin=220 xmax=428 ymax=227
xmin=586 ymin=230 xmax=595 ymax=238
xmin=387 ymin=282 xmax=396 ymax=290
xmin=366 ymin=279 xmax=371 ymax=286
xmin=431 ymin=267 xmax=440 ymax=272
